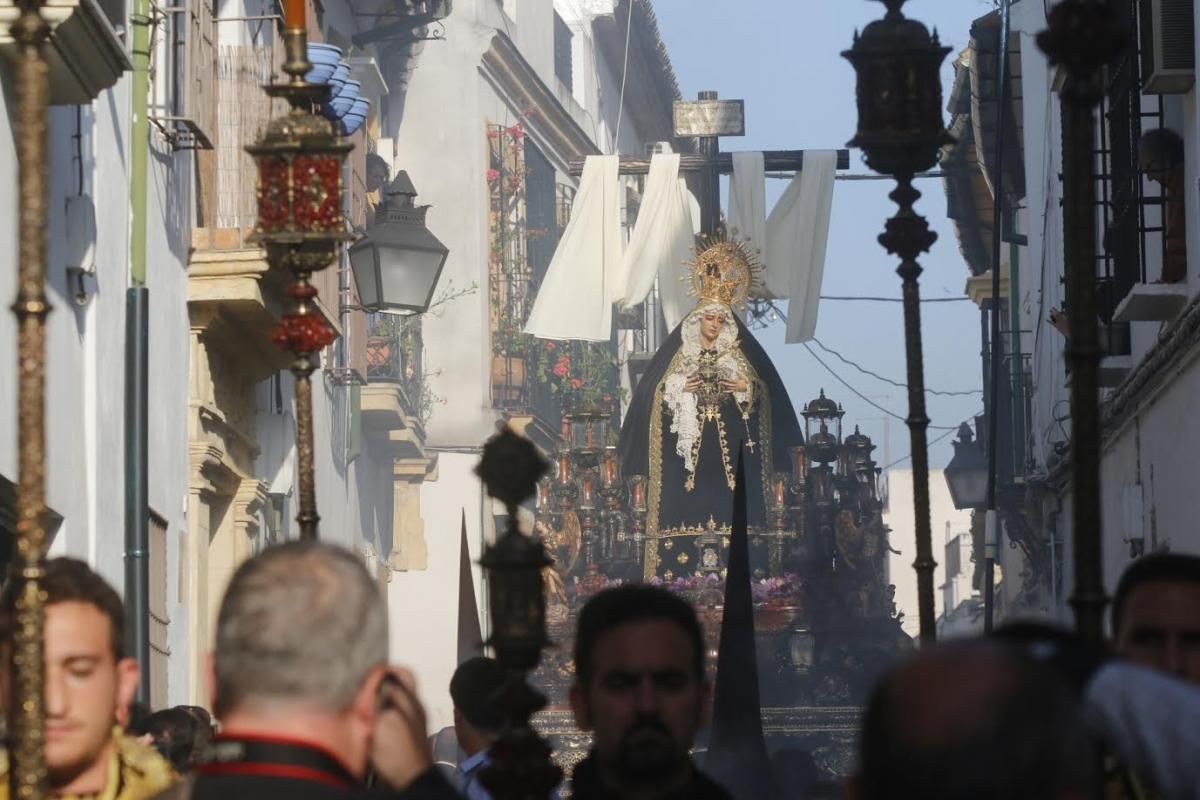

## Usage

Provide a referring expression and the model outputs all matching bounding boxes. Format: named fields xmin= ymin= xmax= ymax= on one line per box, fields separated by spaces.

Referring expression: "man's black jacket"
xmin=568 ymin=752 xmax=732 ymax=800
xmin=152 ymin=736 xmax=460 ymax=800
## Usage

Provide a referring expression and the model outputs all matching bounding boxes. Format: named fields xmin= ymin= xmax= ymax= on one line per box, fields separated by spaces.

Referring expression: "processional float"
xmin=5 ymin=0 xmax=1117 ymax=797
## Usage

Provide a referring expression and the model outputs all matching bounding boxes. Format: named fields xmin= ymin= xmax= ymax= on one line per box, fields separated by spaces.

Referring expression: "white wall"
xmin=389 ymin=451 xmax=489 ymax=731
xmin=0 ymin=60 xmax=194 ymax=701
xmin=882 ymin=468 xmax=972 ymax=640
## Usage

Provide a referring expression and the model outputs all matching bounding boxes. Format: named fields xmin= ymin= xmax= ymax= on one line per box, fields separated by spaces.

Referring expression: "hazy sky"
xmin=653 ymin=0 xmax=1002 ymax=470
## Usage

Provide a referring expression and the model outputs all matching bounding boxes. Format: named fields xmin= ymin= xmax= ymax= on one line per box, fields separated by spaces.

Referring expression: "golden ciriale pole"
xmin=9 ymin=0 xmax=51 ymax=793
xmin=247 ymin=0 xmax=350 ymax=540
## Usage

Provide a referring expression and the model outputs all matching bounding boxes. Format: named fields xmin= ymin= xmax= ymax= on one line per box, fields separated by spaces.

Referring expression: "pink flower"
xmin=486 ymin=128 xmax=501 ymax=139
xmin=570 ymin=377 xmax=583 ymax=390
xmin=545 ymin=341 xmax=556 ymax=351
xmin=486 ymin=168 xmax=500 ymax=182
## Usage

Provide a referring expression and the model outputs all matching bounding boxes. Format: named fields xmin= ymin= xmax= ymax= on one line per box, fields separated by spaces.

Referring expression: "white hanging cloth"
xmin=620 ymin=153 xmax=698 ymax=332
xmin=767 ymin=149 xmax=837 ymax=343
xmin=524 ymin=155 xmax=622 ymax=341
xmin=728 ymin=151 xmax=768 ymax=287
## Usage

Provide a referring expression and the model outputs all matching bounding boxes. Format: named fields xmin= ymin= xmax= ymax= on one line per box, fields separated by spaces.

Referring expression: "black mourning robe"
xmin=619 ymin=314 xmax=803 ymax=581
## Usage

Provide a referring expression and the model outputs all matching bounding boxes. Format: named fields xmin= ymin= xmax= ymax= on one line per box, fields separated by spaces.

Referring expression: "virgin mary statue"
xmin=619 ymin=237 xmax=803 ymax=580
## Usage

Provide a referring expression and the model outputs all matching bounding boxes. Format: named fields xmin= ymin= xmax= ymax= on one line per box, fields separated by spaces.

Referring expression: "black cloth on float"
xmin=618 ymin=314 xmax=802 ymax=579
xmin=704 ymin=453 xmax=782 ymax=799
xmin=456 ymin=509 xmax=483 ymax=665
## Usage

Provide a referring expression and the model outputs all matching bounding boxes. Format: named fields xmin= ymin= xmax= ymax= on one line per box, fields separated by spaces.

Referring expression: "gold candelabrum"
xmin=9 ymin=0 xmax=53 ymax=792
xmin=246 ymin=15 xmax=352 ymax=539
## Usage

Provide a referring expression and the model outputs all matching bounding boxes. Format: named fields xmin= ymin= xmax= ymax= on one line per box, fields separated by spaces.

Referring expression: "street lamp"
xmin=349 ymin=172 xmax=449 ymax=315
xmin=944 ymin=423 xmax=988 ymax=510
xmin=843 ymin=0 xmax=953 ymax=644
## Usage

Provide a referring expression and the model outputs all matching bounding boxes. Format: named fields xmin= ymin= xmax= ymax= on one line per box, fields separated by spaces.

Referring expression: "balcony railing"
xmin=366 ymin=316 xmax=425 ymax=421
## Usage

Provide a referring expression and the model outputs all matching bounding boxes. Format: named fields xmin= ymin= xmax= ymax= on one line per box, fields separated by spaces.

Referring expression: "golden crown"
xmin=685 ymin=232 xmax=762 ymax=308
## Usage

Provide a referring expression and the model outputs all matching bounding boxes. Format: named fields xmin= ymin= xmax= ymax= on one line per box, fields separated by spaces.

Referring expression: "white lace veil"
xmin=663 ymin=303 xmax=749 ymax=474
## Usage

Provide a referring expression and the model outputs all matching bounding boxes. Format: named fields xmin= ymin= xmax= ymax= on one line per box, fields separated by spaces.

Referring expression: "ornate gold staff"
xmin=8 ymin=0 xmax=51 ymax=791
xmin=246 ymin=0 xmax=351 ymax=539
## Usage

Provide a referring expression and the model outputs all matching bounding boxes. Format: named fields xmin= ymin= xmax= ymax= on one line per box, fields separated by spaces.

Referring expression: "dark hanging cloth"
xmin=618 ymin=314 xmax=802 ymax=580
xmin=456 ymin=510 xmax=483 ymax=665
xmin=704 ymin=453 xmax=781 ymax=799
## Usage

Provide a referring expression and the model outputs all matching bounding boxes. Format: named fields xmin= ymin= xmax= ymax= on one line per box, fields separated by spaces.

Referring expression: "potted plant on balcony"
xmin=491 ymin=321 xmax=531 ymax=405
xmin=530 ymin=339 xmax=625 ymax=416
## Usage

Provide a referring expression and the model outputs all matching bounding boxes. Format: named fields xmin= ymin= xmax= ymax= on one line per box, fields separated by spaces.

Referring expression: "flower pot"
xmin=304 ymin=43 xmax=342 ymax=84
xmin=327 ymin=61 xmax=350 ymax=95
xmin=341 ymin=97 xmax=370 ymax=136
xmin=491 ymin=354 xmax=526 ymax=404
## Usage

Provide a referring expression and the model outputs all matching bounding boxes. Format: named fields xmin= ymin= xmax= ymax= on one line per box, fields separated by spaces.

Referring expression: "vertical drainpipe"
xmin=125 ymin=0 xmax=152 ymax=704
xmin=1008 ymin=237 xmax=1025 ymax=476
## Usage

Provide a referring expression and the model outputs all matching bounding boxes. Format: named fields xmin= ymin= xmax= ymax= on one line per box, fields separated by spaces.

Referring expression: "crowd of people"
xmin=0 ymin=543 xmax=1196 ymax=799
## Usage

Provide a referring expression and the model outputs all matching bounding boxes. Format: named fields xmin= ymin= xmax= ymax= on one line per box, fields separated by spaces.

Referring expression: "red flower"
xmin=271 ymin=313 xmax=337 ymax=353
xmin=486 ymin=168 xmax=500 ymax=182
xmin=570 ymin=378 xmax=583 ymax=390
xmin=545 ymin=341 xmax=556 ymax=351
xmin=552 ymin=355 xmax=571 ymax=377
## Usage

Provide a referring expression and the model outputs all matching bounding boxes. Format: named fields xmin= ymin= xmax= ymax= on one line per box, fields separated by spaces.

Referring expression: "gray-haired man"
xmin=157 ymin=541 xmax=459 ymax=800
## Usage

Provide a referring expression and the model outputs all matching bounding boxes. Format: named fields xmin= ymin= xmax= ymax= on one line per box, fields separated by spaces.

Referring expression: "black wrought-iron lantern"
xmin=944 ymin=422 xmax=989 ymax=510
xmin=349 ymin=172 xmax=449 ymax=315
xmin=474 ymin=428 xmax=563 ymax=800
xmin=802 ymin=390 xmax=843 ymax=464
xmin=843 ymin=0 xmax=953 ymax=178
xmin=475 ymin=428 xmax=552 ymax=671
xmin=841 ymin=0 xmax=953 ymax=645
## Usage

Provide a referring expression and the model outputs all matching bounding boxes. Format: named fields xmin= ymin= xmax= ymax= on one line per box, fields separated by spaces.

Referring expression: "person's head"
xmin=0 ymin=558 xmax=139 ymax=791
xmin=366 ymin=153 xmax=391 ymax=194
xmin=570 ymin=586 xmax=709 ymax=791
xmin=850 ymin=639 xmax=1096 ymax=800
xmin=210 ymin=541 xmax=390 ymax=777
xmin=125 ymin=700 xmax=153 ymax=737
xmin=698 ymin=307 xmax=728 ymax=347
xmin=144 ymin=706 xmax=208 ymax=773
xmin=1138 ymin=127 xmax=1185 ymax=184
xmin=449 ymin=657 xmax=507 ymax=756
xmin=1112 ymin=552 xmax=1200 ymax=683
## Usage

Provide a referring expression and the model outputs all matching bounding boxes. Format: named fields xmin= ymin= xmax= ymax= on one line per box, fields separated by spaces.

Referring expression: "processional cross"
xmin=569 ymin=91 xmax=850 ymax=238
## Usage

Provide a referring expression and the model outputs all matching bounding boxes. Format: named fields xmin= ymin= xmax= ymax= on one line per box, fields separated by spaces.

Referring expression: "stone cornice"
xmin=1102 ymin=289 xmax=1200 ymax=441
xmin=1044 ymin=290 xmax=1200 ymax=488
xmin=480 ymin=32 xmax=600 ymax=165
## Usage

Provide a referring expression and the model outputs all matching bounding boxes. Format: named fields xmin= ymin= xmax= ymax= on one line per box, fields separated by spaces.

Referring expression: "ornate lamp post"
xmin=475 ymin=428 xmax=563 ymax=800
xmin=9 ymin=0 xmax=53 ymax=791
xmin=1036 ymin=1 xmax=1125 ymax=642
xmin=246 ymin=2 xmax=353 ymax=539
xmin=843 ymin=0 xmax=953 ymax=643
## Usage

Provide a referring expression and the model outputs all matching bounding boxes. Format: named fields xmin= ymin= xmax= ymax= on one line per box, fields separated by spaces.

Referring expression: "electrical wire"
xmin=818 ymin=295 xmax=969 ymax=303
xmin=881 ymin=418 xmax=977 ymax=470
xmin=801 ymin=342 xmax=965 ymax=430
xmin=810 ymin=337 xmax=983 ymax=397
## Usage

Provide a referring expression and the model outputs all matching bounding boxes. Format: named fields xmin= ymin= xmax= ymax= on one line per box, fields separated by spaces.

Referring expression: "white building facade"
xmin=384 ymin=0 xmax=682 ymax=728
xmin=945 ymin=0 xmax=1200 ymax=627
